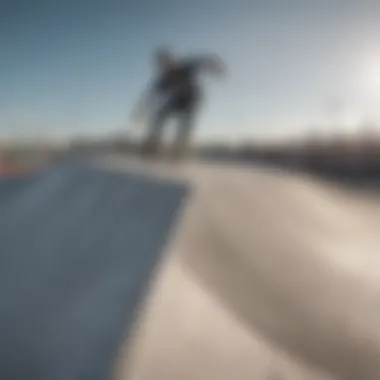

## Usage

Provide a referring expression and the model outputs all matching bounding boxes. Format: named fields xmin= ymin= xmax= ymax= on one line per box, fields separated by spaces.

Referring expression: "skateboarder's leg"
xmin=141 ymin=106 xmax=170 ymax=156
xmin=172 ymin=109 xmax=195 ymax=158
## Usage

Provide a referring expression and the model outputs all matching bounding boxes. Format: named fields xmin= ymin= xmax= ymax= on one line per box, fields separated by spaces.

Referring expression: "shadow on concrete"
xmin=0 ymin=163 xmax=188 ymax=380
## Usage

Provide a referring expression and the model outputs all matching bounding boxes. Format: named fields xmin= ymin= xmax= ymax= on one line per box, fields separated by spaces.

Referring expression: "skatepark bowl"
xmin=1 ymin=156 xmax=380 ymax=380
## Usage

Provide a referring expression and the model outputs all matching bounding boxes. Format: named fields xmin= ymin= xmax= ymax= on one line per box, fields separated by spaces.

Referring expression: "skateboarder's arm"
xmin=190 ymin=54 xmax=226 ymax=76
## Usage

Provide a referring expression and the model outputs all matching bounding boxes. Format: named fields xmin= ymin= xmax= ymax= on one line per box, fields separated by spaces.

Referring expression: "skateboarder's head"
xmin=154 ymin=47 xmax=176 ymax=70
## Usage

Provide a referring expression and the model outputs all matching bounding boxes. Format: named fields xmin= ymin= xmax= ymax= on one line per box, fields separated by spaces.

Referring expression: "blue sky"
xmin=2 ymin=0 xmax=380 ymax=141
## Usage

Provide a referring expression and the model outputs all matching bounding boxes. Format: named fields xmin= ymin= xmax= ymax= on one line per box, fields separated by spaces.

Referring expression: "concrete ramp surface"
xmin=1 ymin=158 xmax=380 ymax=380
xmin=103 ymin=158 xmax=380 ymax=380
xmin=0 ymin=164 xmax=187 ymax=380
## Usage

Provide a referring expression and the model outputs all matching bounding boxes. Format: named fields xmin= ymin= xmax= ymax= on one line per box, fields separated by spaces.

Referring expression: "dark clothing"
xmin=143 ymin=57 xmax=208 ymax=156
xmin=153 ymin=58 xmax=204 ymax=111
xmin=148 ymin=102 xmax=197 ymax=143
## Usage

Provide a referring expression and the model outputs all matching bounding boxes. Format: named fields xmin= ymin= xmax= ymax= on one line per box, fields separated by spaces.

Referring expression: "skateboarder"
xmin=132 ymin=48 xmax=225 ymax=158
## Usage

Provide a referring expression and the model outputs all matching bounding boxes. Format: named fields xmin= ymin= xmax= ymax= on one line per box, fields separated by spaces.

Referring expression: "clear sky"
xmin=2 ymin=0 xmax=380 ymax=142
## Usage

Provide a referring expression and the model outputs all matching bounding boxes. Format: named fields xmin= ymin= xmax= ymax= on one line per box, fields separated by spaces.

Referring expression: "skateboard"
xmin=139 ymin=138 xmax=190 ymax=163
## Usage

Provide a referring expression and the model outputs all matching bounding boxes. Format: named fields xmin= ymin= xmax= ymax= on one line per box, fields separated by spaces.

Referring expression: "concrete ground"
xmin=0 ymin=164 xmax=188 ymax=380
xmin=102 ymin=157 xmax=380 ymax=380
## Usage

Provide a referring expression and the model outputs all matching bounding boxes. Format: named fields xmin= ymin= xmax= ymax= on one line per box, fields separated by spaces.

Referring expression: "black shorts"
xmin=166 ymin=92 xmax=200 ymax=113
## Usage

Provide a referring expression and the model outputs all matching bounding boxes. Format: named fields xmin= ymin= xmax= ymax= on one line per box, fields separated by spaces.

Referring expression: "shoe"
xmin=170 ymin=143 xmax=191 ymax=162
xmin=140 ymin=138 xmax=160 ymax=158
